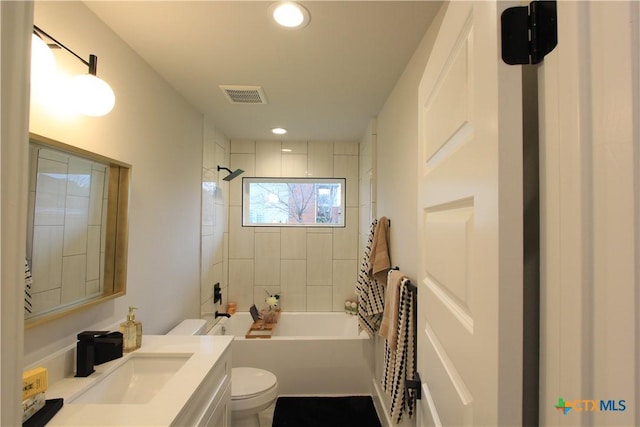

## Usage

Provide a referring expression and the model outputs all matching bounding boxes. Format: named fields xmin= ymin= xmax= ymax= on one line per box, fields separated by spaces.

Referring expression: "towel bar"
xmin=405 ymin=372 xmax=422 ymax=400
xmin=404 ymin=279 xmax=420 ymax=401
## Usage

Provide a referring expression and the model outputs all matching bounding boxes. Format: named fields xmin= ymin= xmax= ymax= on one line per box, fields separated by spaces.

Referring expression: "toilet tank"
xmin=167 ymin=319 xmax=208 ymax=335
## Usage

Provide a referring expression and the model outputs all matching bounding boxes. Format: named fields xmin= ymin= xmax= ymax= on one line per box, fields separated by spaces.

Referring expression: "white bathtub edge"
xmin=206 ymin=311 xmax=369 ymax=340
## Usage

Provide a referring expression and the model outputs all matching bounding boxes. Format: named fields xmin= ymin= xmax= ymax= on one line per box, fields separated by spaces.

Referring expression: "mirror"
xmin=25 ymin=133 xmax=130 ymax=328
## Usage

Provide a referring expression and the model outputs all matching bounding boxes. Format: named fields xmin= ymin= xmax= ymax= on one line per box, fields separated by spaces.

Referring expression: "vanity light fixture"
xmin=271 ymin=127 xmax=288 ymax=135
xmin=32 ymin=25 xmax=115 ymax=116
xmin=31 ymin=33 xmax=56 ymax=86
xmin=270 ymin=2 xmax=310 ymax=29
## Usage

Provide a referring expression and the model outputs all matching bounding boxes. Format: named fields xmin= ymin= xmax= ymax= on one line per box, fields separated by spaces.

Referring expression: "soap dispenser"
xmin=120 ymin=306 xmax=142 ymax=352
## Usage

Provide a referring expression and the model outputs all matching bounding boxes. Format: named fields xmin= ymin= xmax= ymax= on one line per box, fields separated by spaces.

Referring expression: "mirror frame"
xmin=26 ymin=133 xmax=131 ymax=329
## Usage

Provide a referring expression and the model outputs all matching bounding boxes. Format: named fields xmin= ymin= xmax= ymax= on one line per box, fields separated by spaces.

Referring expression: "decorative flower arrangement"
xmin=265 ymin=290 xmax=280 ymax=311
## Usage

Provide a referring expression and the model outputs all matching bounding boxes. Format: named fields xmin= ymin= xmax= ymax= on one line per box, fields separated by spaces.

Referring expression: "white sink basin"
xmin=71 ymin=354 xmax=192 ymax=404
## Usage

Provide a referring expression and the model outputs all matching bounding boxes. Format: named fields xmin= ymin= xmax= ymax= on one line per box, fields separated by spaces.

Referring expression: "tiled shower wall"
xmin=200 ymin=121 xmax=230 ymax=319
xmin=227 ymin=140 xmax=360 ymax=312
xmin=359 ymin=120 xmax=376 ymax=264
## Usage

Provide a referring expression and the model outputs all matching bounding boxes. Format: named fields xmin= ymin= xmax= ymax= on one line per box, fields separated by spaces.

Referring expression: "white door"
xmin=416 ymin=1 xmax=523 ymax=425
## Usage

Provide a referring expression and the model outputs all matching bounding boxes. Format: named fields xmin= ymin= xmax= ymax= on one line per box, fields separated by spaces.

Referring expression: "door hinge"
xmin=501 ymin=0 xmax=557 ymax=65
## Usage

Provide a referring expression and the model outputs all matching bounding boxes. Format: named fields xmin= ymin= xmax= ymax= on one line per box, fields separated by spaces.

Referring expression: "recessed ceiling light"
xmin=270 ymin=2 xmax=310 ymax=29
xmin=281 ymin=148 xmax=293 ymax=152
xmin=272 ymin=127 xmax=288 ymax=135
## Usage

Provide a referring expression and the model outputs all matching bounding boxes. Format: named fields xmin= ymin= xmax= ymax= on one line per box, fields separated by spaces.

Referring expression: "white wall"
xmin=24 ymin=1 xmax=204 ymax=366
xmin=369 ymin=4 xmax=447 ymax=425
xmin=227 ymin=140 xmax=360 ymax=312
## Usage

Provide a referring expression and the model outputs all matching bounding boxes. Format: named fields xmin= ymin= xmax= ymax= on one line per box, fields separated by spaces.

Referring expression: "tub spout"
xmin=215 ymin=311 xmax=231 ymax=318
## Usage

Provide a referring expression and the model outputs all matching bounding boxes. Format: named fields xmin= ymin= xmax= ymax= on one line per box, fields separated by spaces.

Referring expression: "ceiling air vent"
xmin=219 ymin=85 xmax=268 ymax=104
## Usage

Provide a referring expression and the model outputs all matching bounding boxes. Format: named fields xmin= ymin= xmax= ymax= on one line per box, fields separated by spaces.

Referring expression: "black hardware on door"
xmin=501 ymin=1 xmax=557 ymax=65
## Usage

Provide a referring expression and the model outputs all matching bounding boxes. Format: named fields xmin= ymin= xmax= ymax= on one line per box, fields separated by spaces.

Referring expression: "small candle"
xmin=227 ymin=302 xmax=237 ymax=314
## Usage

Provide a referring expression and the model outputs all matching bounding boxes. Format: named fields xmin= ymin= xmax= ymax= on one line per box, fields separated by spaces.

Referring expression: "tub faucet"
xmin=215 ymin=311 xmax=231 ymax=318
xmin=75 ymin=331 xmax=123 ymax=377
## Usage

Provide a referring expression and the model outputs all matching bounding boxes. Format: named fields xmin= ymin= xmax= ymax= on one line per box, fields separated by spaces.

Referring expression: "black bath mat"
xmin=272 ymin=396 xmax=382 ymax=427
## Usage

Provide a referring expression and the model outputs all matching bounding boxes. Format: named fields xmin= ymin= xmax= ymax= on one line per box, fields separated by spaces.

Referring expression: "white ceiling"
xmin=85 ymin=1 xmax=442 ymax=141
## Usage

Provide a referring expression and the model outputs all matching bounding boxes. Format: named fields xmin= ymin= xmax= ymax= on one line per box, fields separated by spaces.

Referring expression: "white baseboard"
xmin=371 ymin=378 xmax=416 ymax=427
xmin=372 ymin=378 xmax=394 ymax=427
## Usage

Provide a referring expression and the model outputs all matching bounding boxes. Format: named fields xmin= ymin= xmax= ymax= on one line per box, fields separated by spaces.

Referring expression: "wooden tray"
xmin=245 ymin=312 xmax=280 ymax=339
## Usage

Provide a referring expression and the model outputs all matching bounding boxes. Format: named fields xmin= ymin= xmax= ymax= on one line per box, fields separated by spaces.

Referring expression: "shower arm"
xmin=217 ymin=165 xmax=245 ymax=181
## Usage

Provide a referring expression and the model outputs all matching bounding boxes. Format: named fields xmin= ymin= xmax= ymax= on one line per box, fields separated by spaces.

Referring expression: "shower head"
xmin=217 ymin=166 xmax=245 ymax=181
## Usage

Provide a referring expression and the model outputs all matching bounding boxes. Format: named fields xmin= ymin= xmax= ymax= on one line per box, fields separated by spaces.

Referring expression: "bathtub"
xmin=208 ymin=312 xmax=372 ymax=396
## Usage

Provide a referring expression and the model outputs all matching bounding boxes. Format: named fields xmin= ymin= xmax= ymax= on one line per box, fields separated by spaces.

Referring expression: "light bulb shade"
xmin=31 ymin=34 xmax=56 ymax=90
xmin=68 ymin=74 xmax=115 ymax=116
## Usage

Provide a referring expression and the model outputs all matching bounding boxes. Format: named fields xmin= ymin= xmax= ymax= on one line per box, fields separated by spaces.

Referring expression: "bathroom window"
xmin=242 ymin=177 xmax=345 ymax=227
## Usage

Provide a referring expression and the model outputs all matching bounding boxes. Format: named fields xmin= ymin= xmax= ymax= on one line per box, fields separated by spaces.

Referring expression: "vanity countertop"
xmin=46 ymin=335 xmax=233 ymax=426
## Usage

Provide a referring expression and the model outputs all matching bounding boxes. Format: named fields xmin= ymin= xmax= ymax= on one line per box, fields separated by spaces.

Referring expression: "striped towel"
xmin=356 ymin=219 xmax=386 ymax=336
xmin=382 ymin=277 xmax=416 ymax=424
xmin=24 ymin=258 xmax=33 ymax=314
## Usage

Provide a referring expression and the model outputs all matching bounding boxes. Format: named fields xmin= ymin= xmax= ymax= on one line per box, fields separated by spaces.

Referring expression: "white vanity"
xmin=43 ymin=335 xmax=233 ymax=426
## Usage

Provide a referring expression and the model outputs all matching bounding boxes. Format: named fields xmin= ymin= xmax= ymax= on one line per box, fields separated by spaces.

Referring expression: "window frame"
xmin=241 ymin=177 xmax=346 ymax=228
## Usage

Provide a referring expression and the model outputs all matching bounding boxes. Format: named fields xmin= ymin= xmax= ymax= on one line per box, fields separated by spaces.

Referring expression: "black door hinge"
xmin=501 ymin=0 xmax=557 ymax=65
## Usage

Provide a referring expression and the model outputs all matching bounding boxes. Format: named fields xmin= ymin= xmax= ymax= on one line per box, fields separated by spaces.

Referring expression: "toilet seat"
xmin=231 ymin=367 xmax=278 ymax=413
xmin=232 ymin=367 xmax=277 ymax=398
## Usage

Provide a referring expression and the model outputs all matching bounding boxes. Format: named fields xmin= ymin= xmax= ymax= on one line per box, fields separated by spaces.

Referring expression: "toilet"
xmin=167 ymin=319 xmax=278 ymax=427
xmin=231 ymin=367 xmax=278 ymax=426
